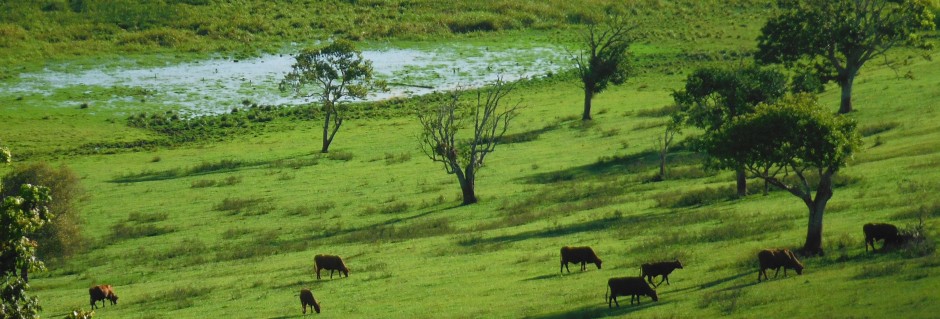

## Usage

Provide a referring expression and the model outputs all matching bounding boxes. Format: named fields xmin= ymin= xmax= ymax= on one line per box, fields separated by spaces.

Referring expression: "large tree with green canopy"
xmin=279 ymin=39 xmax=383 ymax=153
xmin=1 ymin=142 xmax=53 ymax=318
xmin=673 ymin=64 xmax=788 ymax=196
xmin=756 ymin=0 xmax=936 ymax=114
xmin=701 ymin=94 xmax=862 ymax=255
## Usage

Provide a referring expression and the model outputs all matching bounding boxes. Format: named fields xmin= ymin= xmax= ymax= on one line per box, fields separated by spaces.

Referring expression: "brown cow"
xmin=89 ymin=284 xmax=118 ymax=309
xmin=640 ymin=260 xmax=683 ymax=287
xmin=606 ymin=277 xmax=658 ymax=308
xmin=314 ymin=254 xmax=349 ymax=280
xmin=757 ymin=249 xmax=804 ymax=282
xmin=864 ymin=223 xmax=900 ymax=252
xmin=300 ymin=288 xmax=321 ymax=314
xmin=560 ymin=246 xmax=602 ymax=273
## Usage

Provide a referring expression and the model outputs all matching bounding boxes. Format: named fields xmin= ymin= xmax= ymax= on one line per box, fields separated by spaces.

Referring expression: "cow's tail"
xmin=605 ymin=285 xmax=609 ymax=302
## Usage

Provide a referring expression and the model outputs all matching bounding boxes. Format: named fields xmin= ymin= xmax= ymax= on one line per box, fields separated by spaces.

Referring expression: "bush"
xmin=2 ymin=162 xmax=86 ymax=261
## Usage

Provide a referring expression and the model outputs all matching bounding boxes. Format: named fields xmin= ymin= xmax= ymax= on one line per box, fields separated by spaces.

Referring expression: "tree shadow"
xmin=698 ymin=271 xmax=758 ymax=291
xmin=525 ymin=300 xmax=672 ymax=319
xmin=522 ymin=150 xmax=702 ymax=184
xmin=108 ymin=153 xmax=321 ymax=183
xmin=302 ymin=203 xmax=463 ymax=243
xmin=524 ymin=273 xmax=562 ymax=281
xmin=465 ymin=212 xmax=660 ymax=246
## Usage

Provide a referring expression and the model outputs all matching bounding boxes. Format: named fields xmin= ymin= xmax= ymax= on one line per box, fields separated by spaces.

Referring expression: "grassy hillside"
xmin=0 ymin=1 xmax=938 ymax=319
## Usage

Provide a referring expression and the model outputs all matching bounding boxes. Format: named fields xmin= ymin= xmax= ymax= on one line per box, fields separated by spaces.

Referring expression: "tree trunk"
xmin=838 ymin=72 xmax=855 ymax=114
xmin=321 ymin=110 xmax=331 ymax=153
xmin=736 ymin=168 xmax=747 ymax=197
xmin=21 ymin=266 xmax=28 ymax=283
xmin=582 ymin=87 xmax=593 ymax=121
xmin=456 ymin=167 xmax=477 ymax=205
xmin=658 ymin=151 xmax=666 ymax=180
xmin=802 ymin=173 xmax=834 ymax=256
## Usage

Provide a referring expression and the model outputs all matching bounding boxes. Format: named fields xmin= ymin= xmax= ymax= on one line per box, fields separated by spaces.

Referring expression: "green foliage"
xmin=1 ymin=276 xmax=41 ymax=319
xmin=280 ymin=39 xmax=381 ymax=153
xmin=2 ymin=163 xmax=86 ymax=261
xmin=757 ymin=0 xmax=937 ymax=113
xmin=574 ymin=6 xmax=636 ymax=119
xmin=705 ymin=94 xmax=859 ymax=175
xmin=673 ymin=64 xmax=788 ymax=132
xmin=0 ymin=145 xmax=51 ymax=319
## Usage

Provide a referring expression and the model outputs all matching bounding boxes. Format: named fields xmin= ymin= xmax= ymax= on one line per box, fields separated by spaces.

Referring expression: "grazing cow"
xmin=640 ymin=260 xmax=683 ymax=287
xmin=560 ymin=246 xmax=602 ymax=273
xmin=606 ymin=277 xmax=659 ymax=308
xmin=314 ymin=254 xmax=349 ymax=280
xmin=757 ymin=249 xmax=804 ymax=282
xmin=88 ymin=284 xmax=118 ymax=309
xmin=300 ymin=288 xmax=321 ymax=314
xmin=864 ymin=223 xmax=900 ymax=252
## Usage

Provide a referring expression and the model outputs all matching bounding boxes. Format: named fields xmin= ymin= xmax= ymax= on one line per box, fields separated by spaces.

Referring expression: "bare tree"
xmin=418 ymin=79 xmax=521 ymax=205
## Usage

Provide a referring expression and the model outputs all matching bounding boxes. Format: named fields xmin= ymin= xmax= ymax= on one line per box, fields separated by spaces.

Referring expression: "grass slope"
xmin=0 ymin=2 xmax=937 ymax=319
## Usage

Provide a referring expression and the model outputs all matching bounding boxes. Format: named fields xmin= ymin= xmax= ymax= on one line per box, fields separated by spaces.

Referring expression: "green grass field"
xmin=1 ymin=1 xmax=939 ymax=318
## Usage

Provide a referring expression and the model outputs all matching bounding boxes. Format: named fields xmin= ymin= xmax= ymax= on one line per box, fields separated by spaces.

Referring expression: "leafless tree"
xmin=418 ymin=79 xmax=521 ymax=205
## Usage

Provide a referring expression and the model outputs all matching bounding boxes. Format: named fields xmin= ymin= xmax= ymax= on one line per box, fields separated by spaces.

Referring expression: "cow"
xmin=640 ymin=260 xmax=683 ymax=287
xmin=864 ymin=223 xmax=900 ymax=252
xmin=757 ymin=249 xmax=804 ymax=282
xmin=89 ymin=284 xmax=118 ymax=309
xmin=560 ymin=246 xmax=602 ymax=273
xmin=314 ymin=254 xmax=349 ymax=280
xmin=606 ymin=277 xmax=658 ymax=308
xmin=300 ymin=288 xmax=321 ymax=314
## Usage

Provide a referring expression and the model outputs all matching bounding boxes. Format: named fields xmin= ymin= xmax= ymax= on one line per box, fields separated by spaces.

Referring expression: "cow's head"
xmin=595 ymin=259 xmax=602 ymax=269
xmin=649 ymin=290 xmax=659 ymax=302
xmin=674 ymin=259 xmax=683 ymax=269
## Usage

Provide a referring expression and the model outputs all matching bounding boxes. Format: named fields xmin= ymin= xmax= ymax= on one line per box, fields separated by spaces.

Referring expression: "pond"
xmin=4 ymin=43 xmax=570 ymax=116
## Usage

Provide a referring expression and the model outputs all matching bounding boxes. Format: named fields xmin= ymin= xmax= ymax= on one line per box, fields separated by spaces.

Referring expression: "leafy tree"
xmin=417 ymin=80 xmax=521 ymax=205
xmin=279 ymin=39 xmax=383 ymax=153
xmin=673 ymin=64 xmax=788 ymax=196
xmin=1 ymin=143 xmax=53 ymax=318
xmin=757 ymin=0 xmax=936 ymax=114
xmin=702 ymin=94 xmax=862 ymax=255
xmin=2 ymin=163 xmax=86 ymax=262
xmin=572 ymin=6 xmax=636 ymax=121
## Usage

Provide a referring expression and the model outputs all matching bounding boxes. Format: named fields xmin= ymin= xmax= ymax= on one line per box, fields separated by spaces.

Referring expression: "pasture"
xmin=0 ymin=1 xmax=938 ymax=318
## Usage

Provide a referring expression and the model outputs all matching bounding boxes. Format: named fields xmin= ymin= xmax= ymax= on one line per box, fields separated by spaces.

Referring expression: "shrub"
xmin=2 ymin=162 xmax=87 ymax=261
xmin=110 ymin=222 xmax=174 ymax=240
xmin=213 ymin=197 xmax=265 ymax=213
xmin=327 ymin=151 xmax=354 ymax=161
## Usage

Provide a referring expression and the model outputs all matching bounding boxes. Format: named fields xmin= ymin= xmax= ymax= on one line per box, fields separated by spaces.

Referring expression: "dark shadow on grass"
xmin=523 ymin=150 xmax=701 ymax=184
xmin=467 ymin=213 xmax=659 ymax=246
xmin=109 ymin=153 xmax=320 ymax=183
xmin=524 ymin=274 xmax=561 ymax=281
xmin=698 ymin=271 xmax=754 ymax=290
xmin=305 ymin=204 xmax=463 ymax=243
xmin=524 ymin=300 xmax=672 ymax=319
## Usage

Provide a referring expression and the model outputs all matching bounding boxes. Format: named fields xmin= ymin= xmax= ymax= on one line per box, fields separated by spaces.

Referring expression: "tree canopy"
xmin=279 ymin=39 xmax=382 ymax=153
xmin=673 ymin=64 xmax=788 ymax=195
xmin=702 ymin=93 xmax=862 ymax=255
xmin=756 ymin=0 xmax=936 ymax=113
xmin=1 ymin=143 xmax=52 ymax=318
xmin=573 ymin=6 xmax=636 ymax=120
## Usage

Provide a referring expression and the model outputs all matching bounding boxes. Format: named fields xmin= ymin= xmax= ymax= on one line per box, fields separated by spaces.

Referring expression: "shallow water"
xmin=4 ymin=44 xmax=568 ymax=116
